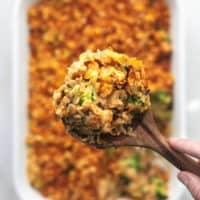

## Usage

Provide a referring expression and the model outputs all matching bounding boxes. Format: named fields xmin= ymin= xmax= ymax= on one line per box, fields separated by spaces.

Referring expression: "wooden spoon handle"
xmin=141 ymin=121 xmax=200 ymax=177
xmin=156 ymin=139 xmax=200 ymax=177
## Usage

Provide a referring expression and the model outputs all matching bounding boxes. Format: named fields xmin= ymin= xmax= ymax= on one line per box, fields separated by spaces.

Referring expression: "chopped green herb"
xmin=126 ymin=95 xmax=145 ymax=107
xmin=126 ymin=95 xmax=138 ymax=104
xmin=151 ymin=91 xmax=172 ymax=124
xmin=155 ymin=91 xmax=171 ymax=104
xmin=156 ymin=188 xmax=167 ymax=200
xmin=79 ymin=86 xmax=96 ymax=105
xmin=79 ymin=97 xmax=85 ymax=105
xmin=151 ymin=177 xmax=167 ymax=200
xmin=122 ymin=155 xmax=141 ymax=171
xmin=151 ymin=177 xmax=165 ymax=185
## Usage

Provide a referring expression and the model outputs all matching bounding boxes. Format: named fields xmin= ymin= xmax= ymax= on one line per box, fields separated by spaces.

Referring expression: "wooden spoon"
xmin=95 ymin=110 xmax=200 ymax=177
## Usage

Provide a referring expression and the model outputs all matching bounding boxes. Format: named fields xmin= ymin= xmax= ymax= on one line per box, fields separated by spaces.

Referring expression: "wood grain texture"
xmin=141 ymin=110 xmax=200 ymax=177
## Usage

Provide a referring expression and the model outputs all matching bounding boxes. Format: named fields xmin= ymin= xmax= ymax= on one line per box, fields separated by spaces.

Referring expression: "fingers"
xmin=178 ymin=171 xmax=200 ymax=200
xmin=168 ymin=138 xmax=200 ymax=199
xmin=169 ymin=138 xmax=200 ymax=159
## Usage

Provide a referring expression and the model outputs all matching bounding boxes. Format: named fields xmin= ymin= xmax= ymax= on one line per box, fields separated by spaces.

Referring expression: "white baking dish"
xmin=12 ymin=0 xmax=186 ymax=199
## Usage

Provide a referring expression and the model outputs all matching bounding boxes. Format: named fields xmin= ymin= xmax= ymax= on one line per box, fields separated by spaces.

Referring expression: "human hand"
xmin=169 ymin=138 xmax=200 ymax=200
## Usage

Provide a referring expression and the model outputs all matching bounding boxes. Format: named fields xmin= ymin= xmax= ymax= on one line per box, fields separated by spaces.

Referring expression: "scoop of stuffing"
xmin=53 ymin=49 xmax=151 ymax=144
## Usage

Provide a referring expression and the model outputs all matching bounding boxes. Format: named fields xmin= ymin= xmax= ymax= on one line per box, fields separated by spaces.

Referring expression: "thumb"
xmin=178 ymin=171 xmax=200 ymax=200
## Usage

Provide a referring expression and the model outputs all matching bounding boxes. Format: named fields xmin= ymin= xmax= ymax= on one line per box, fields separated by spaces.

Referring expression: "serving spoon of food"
xmin=54 ymin=49 xmax=200 ymax=178
xmin=96 ymin=110 xmax=200 ymax=177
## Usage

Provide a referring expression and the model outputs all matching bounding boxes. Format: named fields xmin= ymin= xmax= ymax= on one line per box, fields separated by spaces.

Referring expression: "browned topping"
xmin=53 ymin=50 xmax=151 ymax=144
xmin=27 ymin=0 xmax=172 ymax=199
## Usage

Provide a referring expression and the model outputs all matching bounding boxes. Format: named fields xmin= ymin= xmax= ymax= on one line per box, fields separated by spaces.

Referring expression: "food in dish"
xmin=27 ymin=0 xmax=173 ymax=199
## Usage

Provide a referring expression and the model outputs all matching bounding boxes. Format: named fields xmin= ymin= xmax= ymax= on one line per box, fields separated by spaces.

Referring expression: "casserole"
xmin=13 ymin=0 xmax=186 ymax=199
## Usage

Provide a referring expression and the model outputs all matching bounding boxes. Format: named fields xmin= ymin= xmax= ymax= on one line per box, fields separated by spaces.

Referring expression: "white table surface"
xmin=0 ymin=0 xmax=199 ymax=199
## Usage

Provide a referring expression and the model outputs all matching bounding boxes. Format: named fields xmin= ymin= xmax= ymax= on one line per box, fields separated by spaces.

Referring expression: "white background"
xmin=0 ymin=0 xmax=200 ymax=199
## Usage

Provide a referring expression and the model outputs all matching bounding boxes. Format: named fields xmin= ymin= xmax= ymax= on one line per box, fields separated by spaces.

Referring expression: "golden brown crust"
xmin=53 ymin=50 xmax=151 ymax=144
